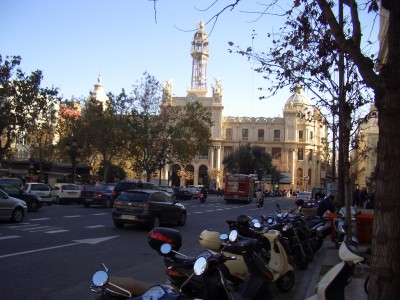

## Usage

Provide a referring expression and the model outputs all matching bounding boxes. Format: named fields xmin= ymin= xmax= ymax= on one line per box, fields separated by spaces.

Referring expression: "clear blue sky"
xmin=1 ymin=0 xmax=377 ymax=118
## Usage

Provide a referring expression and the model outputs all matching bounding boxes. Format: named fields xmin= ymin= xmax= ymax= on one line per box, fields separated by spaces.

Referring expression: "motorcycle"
xmin=258 ymin=205 xmax=314 ymax=270
xmin=109 ymin=230 xmax=274 ymax=300
xmin=91 ymin=263 xmax=155 ymax=298
xmin=200 ymin=220 xmax=295 ymax=292
xmin=306 ymin=237 xmax=368 ymax=300
xmin=329 ymin=206 xmax=359 ymax=248
xmin=199 ymin=192 xmax=206 ymax=203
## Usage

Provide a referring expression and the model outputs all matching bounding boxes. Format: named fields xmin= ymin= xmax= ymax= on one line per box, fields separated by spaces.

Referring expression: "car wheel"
xmin=104 ymin=199 xmax=111 ymax=208
xmin=47 ymin=202 xmax=52 ymax=206
xmin=114 ymin=221 xmax=124 ymax=228
xmin=11 ymin=207 xmax=24 ymax=223
xmin=177 ymin=212 xmax=187 ymax=226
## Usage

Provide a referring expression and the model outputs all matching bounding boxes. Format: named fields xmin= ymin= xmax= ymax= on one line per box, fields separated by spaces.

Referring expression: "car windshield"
xmin=0 ymin=184 xmax=20 ymax=193
xmin=30 ymin=184 xmax=49 ymax=191
xmin=115 ymin=182 xmax=138 ymax=191
xmin=97 ymin=184 xmax=116 ymax=192
xmin=118 ymin=192 xmax=149 ymax=202
xmin=62 ymin=185 xmax=80 ymax=190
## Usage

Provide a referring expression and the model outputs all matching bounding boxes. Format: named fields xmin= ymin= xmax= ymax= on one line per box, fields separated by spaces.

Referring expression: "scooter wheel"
xmin=276 ymin=271 xmax=295 ymax=292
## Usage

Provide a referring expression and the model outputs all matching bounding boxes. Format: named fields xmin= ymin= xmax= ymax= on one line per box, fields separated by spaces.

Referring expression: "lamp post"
xmin=66 ymin=139 xmax=82 ymax=183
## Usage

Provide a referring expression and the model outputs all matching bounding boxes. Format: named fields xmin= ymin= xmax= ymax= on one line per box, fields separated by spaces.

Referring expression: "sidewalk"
xmin=304 ymin=240 xmax=370 ymax=299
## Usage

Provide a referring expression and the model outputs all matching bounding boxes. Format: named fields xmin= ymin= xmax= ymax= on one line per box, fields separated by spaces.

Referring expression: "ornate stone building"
xmin=162 ymin=21 xmax=329 ymax=191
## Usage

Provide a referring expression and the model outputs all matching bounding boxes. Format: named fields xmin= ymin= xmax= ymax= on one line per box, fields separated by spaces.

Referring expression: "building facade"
xmin=161 ymin=21 xmax=329 ymax=191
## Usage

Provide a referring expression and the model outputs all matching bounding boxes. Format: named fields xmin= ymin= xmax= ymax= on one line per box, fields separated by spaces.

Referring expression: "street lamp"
xmin=66 ymin=139 xmax=82 ymax=183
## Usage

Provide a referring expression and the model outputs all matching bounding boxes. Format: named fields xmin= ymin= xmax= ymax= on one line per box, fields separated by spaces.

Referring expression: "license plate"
xmin=121 ymin=215 xmax=137 ymax=220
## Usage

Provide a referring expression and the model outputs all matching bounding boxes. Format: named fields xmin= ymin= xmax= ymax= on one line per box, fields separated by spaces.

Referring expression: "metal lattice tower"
xmin=190 ymin=21 xmax=209 ymax=91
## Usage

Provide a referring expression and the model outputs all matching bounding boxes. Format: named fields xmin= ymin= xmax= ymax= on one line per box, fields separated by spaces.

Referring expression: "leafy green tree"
xmin=125 ymin=72 xmax=213 ymax=181
xmin=75 ymin=93 xmax=128 ymax=182
xmin=0 ymin=55 xmax=59 ymax=160
xmin=97 ymin=163 xmax=126 ymax=182
xmin=222 ymin=144 xmax=274 ymax=175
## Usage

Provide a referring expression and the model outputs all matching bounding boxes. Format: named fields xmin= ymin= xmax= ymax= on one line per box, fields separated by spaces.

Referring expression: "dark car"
xmin=112 ymin=189 xmax=186 ymax=229
xmin=0 ymin=182 xmax=42 ymax=212
xmin=173 ymin=187 xmax=193 ymax=200
xmin=82 ymin=183 xmax=117 ymax=208
xmin=111 ymin=180 xmax=159 ymax=200
xmin=0 ymin=178 xmax=24 ymax=189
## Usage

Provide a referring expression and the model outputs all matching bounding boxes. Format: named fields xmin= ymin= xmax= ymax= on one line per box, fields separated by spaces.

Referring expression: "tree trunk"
xmin=369 ymin=89 xmax=400 ymax=299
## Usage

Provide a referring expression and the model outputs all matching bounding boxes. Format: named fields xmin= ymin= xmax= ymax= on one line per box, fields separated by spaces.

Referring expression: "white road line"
xmin=92 ymin=213 xmax=109 ymax=216
xmin=29 ymin=218 xmax=50 ymax=221
xmin=63 ymin=215 xmax=82 ymax=218
xmin=45 ymin=230 xmax=70 ymax=234
xmin=0 ymin=235 xmax=21 ymax=240
xmin=86 ymin=225 xmax=106 ymax=229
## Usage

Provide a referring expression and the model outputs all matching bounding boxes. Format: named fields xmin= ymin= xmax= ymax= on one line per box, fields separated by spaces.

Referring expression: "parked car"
xmin=159 ymin=187 xmax=175 ymax=198
xmin=0 ymin=182 xmax=42 ymax=212
xmin=112 ymin=189 xmax=186 ymax=229
xmin=0 ymin=177 xmax=24 ymax=189
xmin=24 ymin=183 xmax=52 ymax=205
xmin=111 ymin=180 xmax=159 ymax=200
xmin=173 ymin=187 xmax=193 ymax=200
xmin=188 ymin=187 xmax=200 ymax=199
xmin=0 ymin=188 xmax=27 ymax=223
xmin=297 ymin=191 xmax=312 ymax=200
xmin=82 ymin=183 xmax=117 ymax=208
xmin=51 ymin=183 xmax=82 ymax=204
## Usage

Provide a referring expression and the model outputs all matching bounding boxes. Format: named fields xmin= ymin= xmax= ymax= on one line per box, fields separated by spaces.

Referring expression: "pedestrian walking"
xmin=255 ymin=188 xmax=264 ymax=208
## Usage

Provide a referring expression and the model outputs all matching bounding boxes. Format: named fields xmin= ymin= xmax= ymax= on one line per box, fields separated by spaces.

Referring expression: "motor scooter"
xmin=199 ymin=221 xmax=295 ymax=292
xmin=306 ymin=238 xmax=367 ymax=300
xmin=199 ymin=192 xmax=206 ymax=203
xmin=90 ymin=263 xmax=155 ymax=298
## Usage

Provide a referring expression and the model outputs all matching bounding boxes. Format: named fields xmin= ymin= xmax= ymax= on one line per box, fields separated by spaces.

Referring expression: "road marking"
xmin=45 ymin=230 xmax=69 ymax=234
xmin=29 ymin=218 xmax=50 ymax=221
xmin=63 ymin=215 xmax=82 ymax=218
xmin=86 ymin=225 xmax=106 ymax=229
xmin=0 ymin=236 xmax=119 ymax=259
xmin=92 ymin=213 xmax=109 ymax=216
xmin=0 ymin=235 xmax=20 ymax=240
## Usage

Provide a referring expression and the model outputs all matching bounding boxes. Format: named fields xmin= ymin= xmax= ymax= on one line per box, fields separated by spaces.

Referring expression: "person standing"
xmin=255 ymin=188 xmax=264 ymax=208
xmin=317 ymin=195 xmax=336 ymax=217
xmin=353 ymin=188 xmax=360 ymax=207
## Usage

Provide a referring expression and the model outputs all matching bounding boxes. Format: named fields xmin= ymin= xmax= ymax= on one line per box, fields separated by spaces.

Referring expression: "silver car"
xmin=0 ymin=188 xmax=28 ymax=223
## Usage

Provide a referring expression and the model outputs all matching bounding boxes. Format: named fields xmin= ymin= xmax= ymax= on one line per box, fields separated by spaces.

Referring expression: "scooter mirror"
xmin=160 ymin=243 xmax=172 ymax=255
xmin=220 ymin=233 xmax=229 ymax=240
xmin=92 ymin=270 xmax=109 ymax=287
xmin=193 ymin=256 xmax=207 ymax=275
xmin=253 ymin=222 xmax=261 ymax=228
xmin=229 ymin=230 xmax=238 ymax=242
xmin=267 ymin=218 xmax=274 ymax=224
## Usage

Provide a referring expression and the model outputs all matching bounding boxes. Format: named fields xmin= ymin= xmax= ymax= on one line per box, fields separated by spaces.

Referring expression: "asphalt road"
xmin=0 ymin=195 xmax=318 ymax=300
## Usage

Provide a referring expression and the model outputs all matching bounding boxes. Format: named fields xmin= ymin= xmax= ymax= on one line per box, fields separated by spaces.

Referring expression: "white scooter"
xmin=307 ymin=238 xmax=366 ymax=300
xmin=199 ymin=222 xmax=295 ymax=292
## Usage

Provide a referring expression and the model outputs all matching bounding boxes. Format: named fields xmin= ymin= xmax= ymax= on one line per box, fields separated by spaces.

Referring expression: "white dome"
xmin=92 ymin=75 xmax=109 ymax=105
xmin=285 ymin=85 xmax=311 ymax=107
